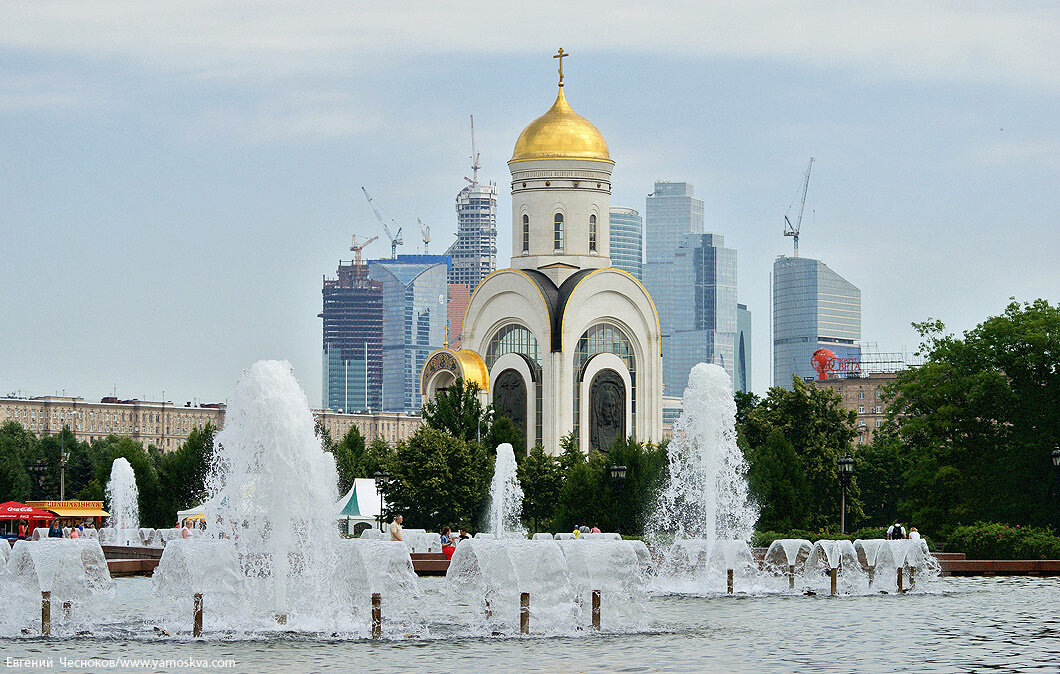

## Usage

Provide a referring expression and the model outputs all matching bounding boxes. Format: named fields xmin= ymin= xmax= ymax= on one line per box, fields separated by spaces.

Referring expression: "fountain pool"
xmin=0 ymin=575 xmax=1055 ymax=671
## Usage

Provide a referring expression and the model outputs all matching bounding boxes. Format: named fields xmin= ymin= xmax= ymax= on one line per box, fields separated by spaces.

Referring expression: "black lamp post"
xmin=609 ymin=465 xmax=627 ymax=535
xmin=374 ymin=470 xmax=390 ymax=533
xmin=28 ymin=461 xmax=49 ymax=499
xmin=838 ymin=456 xmax=855 ymax=534
xmin=1052 ymin=446 xmax=1060 ymax=512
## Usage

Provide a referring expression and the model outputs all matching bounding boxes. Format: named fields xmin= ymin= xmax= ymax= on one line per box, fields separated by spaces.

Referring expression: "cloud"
xmin=2 ymin=1 xmax=1057 ymax=90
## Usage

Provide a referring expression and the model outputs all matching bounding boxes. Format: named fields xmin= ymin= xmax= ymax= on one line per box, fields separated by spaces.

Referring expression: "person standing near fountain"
xmin=389 ymin=515 xmax=404 ymax=542
xmin=441 ymin=527 xmax=455 ymax=560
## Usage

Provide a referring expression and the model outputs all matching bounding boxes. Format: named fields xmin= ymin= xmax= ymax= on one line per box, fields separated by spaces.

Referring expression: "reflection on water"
xmin=1 ymin=576 xmax=1057 ymax=672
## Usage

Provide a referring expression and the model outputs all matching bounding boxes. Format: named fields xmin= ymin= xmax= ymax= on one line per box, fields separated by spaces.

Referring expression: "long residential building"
xmin=0 ymin=395 xmax=421 ymax=450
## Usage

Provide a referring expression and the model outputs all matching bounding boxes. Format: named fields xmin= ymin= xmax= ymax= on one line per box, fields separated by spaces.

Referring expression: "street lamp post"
xmin=838 ymin=456 xmax=855 ymax=534
xmin=374 ymin=470 xmax=390 ymax=533
xmin=609 ymin=465 xmax=627 ymax=535
xmin=28 ymin=461 xmax=48 ymax=498
xmin=1052 ymin=446 xmax=1060 ymax=514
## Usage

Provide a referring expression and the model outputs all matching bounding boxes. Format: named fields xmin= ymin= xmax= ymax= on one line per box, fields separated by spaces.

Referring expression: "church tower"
xmin=508 ymin=48 xmax=613 ymax=285
xmin=421 ymin=50 xmax=663 ymax=455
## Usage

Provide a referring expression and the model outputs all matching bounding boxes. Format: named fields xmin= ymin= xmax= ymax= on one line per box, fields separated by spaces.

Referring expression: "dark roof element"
xmin=521 ymin=269 xmax=593 ymax=353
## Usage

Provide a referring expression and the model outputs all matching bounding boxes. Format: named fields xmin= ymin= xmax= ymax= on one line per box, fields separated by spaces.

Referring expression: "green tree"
xmin=746 ymin=429 xmax=810 ymax=531
xmin=743 ymin=376 xmax=861 ymax=531
xmin=380 ymin=427 xmax=490 ymax=530
xmin=156 ymin=424 xmax=215 ymax=521
xmin=421 ymin=378 xmax=491 ymax=444
xmin=484 ymin=415 xmax=526 ymax=458
xmin=854 ymin=433 xmax=910 ymax=528
xmin=518 ymin=444 xmax=561 ymax=531
xmin=0 ymin=421 xmax=34 ymax=502
xmin=886 ymin=299 xmax=1060 ymax=533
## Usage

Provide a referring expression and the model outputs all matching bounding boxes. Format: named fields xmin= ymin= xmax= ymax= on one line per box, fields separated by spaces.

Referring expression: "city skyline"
xmin=2 ymin=3 xmax=1057 ymax=406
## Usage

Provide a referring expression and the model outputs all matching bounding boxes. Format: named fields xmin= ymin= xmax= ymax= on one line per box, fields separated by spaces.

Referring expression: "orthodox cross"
xmin=554 ymin=48 xmax=569 ymax=86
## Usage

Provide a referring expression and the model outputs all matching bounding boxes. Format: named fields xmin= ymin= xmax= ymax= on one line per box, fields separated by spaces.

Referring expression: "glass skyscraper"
xmin=321 ymin=259 xmax=383 ymax=413
xmin=370 ymin=255 xmax=451 ymax=413
xmin=645 ymin=182 xmax=741 ymax=396
xmin=609 ymin=206 xmax=643 ymax=280
xmin=772 ymin=256 xmax=861 ymax=389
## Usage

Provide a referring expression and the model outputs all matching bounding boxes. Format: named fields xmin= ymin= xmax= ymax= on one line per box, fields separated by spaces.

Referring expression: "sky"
xmin=1 ymin=1 xmax=1057 ymax=406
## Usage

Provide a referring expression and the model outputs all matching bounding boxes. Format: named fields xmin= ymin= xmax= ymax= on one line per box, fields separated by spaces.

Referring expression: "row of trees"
xmin=0 ymin=420 xmax=215 ymax=529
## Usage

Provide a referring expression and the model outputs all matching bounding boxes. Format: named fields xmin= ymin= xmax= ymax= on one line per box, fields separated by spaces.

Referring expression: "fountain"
xmin=151 ymin=360 xmax=420 ymax=636
xmin=103 ymin=457 xmax=141 ymax=546
xmin=487 ymin=443 xmax=525 ymax=538
xmin=0 ymin=539 xmax=114 ymax=635
xmin=650 ymin=363 xmax=759 ymax=592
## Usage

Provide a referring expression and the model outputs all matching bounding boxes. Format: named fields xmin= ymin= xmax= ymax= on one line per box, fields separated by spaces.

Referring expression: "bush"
xmin=945 ymin=522 xmax=1060 ymax=560
xmin=752 ymin=526 xmax=894 ymax=549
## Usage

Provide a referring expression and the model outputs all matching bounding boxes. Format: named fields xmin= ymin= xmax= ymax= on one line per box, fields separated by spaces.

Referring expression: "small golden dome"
xmin=510 ymin=87 xmax=612 ymax=164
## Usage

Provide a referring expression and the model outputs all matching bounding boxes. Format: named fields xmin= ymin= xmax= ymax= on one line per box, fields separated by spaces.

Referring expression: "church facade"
xmin=420 ymin=57 xmax=663 ymax=455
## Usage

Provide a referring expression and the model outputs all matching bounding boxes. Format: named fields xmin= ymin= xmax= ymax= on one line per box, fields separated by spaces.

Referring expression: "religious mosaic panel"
xmin=589 ymin=369 xmax=625 ymax=452
xmin=493 ymin=369 xmax=528 ymax=445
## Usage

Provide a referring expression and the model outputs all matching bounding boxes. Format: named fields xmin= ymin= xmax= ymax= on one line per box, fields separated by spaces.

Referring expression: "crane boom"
xmin=361 ymin=187 xmax=404 ymax=258
xmin=783 ymin=157 xmax=814 ymax=257
xmin=417 ymin=218 xmax=431 ymax=254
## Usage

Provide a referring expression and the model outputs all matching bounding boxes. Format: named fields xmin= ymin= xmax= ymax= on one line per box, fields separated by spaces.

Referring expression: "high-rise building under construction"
xmin=447 ymin=116 xmax=497 ymax=292
xmin=321 ymin=257 xmax=383 ymax=412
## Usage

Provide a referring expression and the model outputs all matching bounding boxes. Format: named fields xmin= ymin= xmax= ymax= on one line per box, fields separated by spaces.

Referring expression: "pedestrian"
xmin=48 ymin=521 xmax=62 ymax=538
xmin=590 ymin=524 xmax=601 ymax=534
xmin=572 ymin=524 xmax=582 ymax=539
xmin=69 ymin=526 xmax=79 ymax=539
xmin=181 ymin=519 xmax=191 ymax=539
xmin=579 ymin=524 xmax=590 ymax=535
xmin=389 ymin=515 xmax=404 ymax=542
xmin=17 ymin=520 xmax=27 ymax=539
xmin=908 ymin=527 xmax=921 ymax=541
xmin=457 ymin=528 xmax=471 ymax=541
xmin=441 ymin=526 xmax=456 ymax=560
xmin=887 ymin=521 xmax=906 ymax=540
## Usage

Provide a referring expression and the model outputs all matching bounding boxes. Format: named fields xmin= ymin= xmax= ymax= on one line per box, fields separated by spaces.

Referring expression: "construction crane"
xmin=417 ymin=218 xmax=431 ymax=254
xmin=783 ymin=157 xmax=815 ymax=257
xmin=361 ymin=187 xmax=403 ymax=258
xmin=350 ymin=233 xmax=378 ymax=267
xmin=464 ymin=114 xmax=481 ymax=185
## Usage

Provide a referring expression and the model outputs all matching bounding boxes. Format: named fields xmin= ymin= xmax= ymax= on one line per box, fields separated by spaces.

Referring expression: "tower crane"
xmin=464 ymin=114 xmax=481 ymax=185
xmin=350 ymin=233 xmax=378 ymax=267
xmin=783 ymin=157 xmax=814 ymax=257
xmin=417 ymin=218 xmax=431 ymax=254
xmin=361 ymin=187 xmax=403 ymax=258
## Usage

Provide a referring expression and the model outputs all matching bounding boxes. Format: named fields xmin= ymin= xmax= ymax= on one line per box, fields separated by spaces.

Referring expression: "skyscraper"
xmin=736 ymin=303 xmax=752 ymax=393
xmin=448 ymin=179 xmax=497 ymax=292
xmin=644 ymin=182 xmax=741 ymax=396
xmin=663 ymin=233 xmax=738 ymax=394
xmin=609 ymin=206 xmax=643 ymax=280
xmin=321 ymin=259 xmax=383 ymax=412
xmin=772 ymin=256 xmax=861 ymax=388
xmin=370 ymin=255 xmax=451 ymax=413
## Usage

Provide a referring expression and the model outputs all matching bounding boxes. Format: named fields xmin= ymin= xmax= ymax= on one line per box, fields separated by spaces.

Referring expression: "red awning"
xmin=0 ymin=501 xmax=55 ymax=521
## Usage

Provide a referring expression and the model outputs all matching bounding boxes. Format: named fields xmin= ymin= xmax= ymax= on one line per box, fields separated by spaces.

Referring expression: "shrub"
xmin=945 ymin=522 xmax=1060 ymax=560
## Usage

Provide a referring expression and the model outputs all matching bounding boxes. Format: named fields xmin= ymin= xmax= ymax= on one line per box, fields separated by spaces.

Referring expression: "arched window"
xmin=554 ymin=213 xmax=564 ymax=250
xmin=522 ymin=214 xmax=530 ymax=254
xmin=589 ymin=214 xmax=597 ymax=252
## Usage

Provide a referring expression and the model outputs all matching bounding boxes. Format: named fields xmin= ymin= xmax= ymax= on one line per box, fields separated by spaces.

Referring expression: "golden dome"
xmin=510 ymin=87 xmax=613 ymax=164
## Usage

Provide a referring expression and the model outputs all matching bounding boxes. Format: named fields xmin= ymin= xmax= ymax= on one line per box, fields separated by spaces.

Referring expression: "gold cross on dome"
xmin=554 ymin=48 xmax=569 ymax=86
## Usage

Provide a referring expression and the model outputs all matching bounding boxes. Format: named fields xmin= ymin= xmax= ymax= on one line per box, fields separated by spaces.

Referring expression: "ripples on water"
xmin=1 ymin=576 xmax=1057 ymax=672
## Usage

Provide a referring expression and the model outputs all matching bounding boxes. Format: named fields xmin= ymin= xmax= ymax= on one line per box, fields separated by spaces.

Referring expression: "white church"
xmin=420 ymin=52 xmax=664 ymax=455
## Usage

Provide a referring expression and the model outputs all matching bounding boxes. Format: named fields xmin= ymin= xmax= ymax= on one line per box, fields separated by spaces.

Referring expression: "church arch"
xmin=573 ymin=322 xmax=637 ymax=451
xmin=490 ymin=352 xmax=539 ymax=448
xmin=577 ymin=352 xmax=632 ymax=454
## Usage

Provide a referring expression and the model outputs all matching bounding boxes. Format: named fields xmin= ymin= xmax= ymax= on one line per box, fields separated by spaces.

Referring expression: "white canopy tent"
xmin=334 ymin=478 xmax=385 ymax=534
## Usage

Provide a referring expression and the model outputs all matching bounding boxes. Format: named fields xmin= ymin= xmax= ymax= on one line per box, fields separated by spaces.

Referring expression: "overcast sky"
xmin=1 ymin=1 xmax=1057 ymax=406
